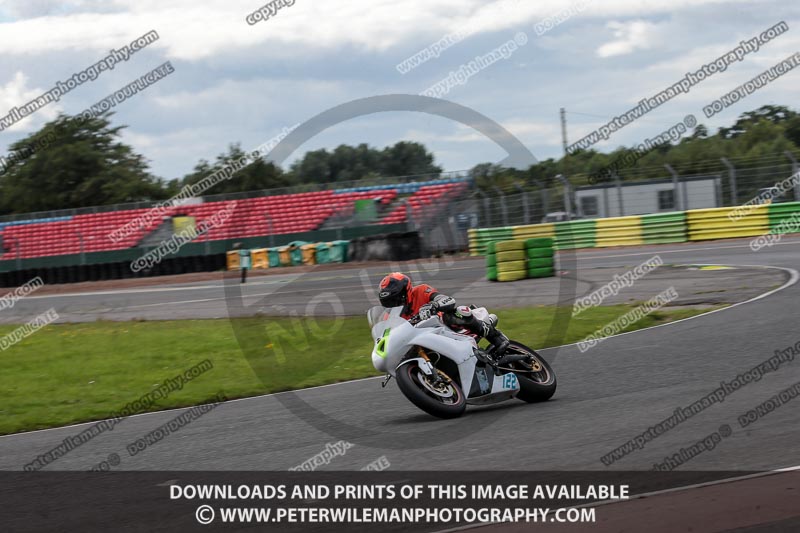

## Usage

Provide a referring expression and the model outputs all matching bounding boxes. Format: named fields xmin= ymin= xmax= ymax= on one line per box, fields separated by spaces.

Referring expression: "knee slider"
xmin=455 ymin=305 xmax=472 ymax=317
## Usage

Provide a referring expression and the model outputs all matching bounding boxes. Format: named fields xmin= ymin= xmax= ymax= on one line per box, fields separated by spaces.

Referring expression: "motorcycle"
xmin=367 ymin=305 xmax=557 ymax=419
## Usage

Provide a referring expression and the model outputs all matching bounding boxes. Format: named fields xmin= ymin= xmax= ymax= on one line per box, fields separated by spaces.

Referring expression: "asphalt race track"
xmin=1 ymin=236 xmax=800 ymax=476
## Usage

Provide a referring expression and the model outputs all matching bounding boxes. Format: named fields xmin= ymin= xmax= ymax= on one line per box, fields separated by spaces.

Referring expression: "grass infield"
xmin=0 ymin=304 xmax=718 ymax=434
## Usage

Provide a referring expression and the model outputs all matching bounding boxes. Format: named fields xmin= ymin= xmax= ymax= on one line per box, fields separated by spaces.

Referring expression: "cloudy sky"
xmin=0 ymin=0 xmax=798 ymax=181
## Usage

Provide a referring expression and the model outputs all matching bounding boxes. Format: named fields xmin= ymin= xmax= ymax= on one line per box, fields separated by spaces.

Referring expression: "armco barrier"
xmin=468 ymin=227 xmax=513 ymax=256
xmin=641 ymin=212 xmax=687 ymax=244
xmin=470 ymin=202 xmax=800 ymax=255
xmin=687 ymin=205 xmax=769 ymax=241
xmin=511 ymin=223 xmax=555 ymax=240
xmin=554 ymin=219 xmax=596 ymax=250
xmin=768 ymin=201 xmax=800 ymax=233
xmin=594 ymin=216 xmax=643 ymax=248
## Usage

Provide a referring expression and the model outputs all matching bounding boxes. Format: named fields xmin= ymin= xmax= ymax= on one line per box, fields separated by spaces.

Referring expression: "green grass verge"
xmin=0 ymin=304 xmax=720 ymax=435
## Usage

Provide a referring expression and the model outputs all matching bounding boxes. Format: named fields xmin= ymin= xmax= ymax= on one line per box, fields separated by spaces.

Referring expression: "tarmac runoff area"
xmin=0 ymin=258 xmax=789 ymax=323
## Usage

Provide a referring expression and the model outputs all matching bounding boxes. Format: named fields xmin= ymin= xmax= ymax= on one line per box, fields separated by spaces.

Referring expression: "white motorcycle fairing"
xmin=368 ymin=306 xmax=520 ymax=405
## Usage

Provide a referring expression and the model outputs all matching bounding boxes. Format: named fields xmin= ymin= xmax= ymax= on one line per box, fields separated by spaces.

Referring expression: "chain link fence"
xmin=3 ymin=152 xmax=799 ymax=256
xmin=452 ymin=153 xmax=800 ymax=230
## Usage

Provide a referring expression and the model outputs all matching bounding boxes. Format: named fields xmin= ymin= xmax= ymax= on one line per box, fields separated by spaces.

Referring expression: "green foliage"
xmin=472 ymin=104 xmax=800 ymax=192
xmin=2 ymin=105 xmax=800 ymax=215
xmin=0 ymin=304 xmax=715 ymax=434
xmin=169 ymin=143 xmax=292 ymax=195
xmin=0 ymin=113 xmax=168 ymax=215
xmin=718 ymin=105 xmax=796 ymax=139
xmin=288 ymin=140 xmax=441 ymax=183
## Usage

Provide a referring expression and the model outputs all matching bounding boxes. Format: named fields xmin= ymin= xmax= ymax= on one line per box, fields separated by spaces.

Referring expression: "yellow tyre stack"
xmin=492 ymin=240 xmax=527 ymax=282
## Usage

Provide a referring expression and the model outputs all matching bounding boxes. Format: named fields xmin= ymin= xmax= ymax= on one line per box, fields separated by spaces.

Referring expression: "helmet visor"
xmin=378 ymin=289 xmax=405 ymax=309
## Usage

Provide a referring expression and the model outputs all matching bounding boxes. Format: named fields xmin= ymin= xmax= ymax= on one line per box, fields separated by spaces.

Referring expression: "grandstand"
xmin=0 ymin=178 xmax=470 ymax=261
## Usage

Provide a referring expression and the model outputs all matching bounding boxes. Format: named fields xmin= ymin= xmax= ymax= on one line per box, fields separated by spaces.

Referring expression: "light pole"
xmin=554 ymin=174 xmax=573 ymax=220
xmin=491 ymin=185 xmax=508 ymax=227
xmin=512 ymin=183 xmax=529 ymax=225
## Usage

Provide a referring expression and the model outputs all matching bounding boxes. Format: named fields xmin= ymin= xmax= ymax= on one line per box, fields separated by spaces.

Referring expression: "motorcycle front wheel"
xmin=395 ymin=363 xmax=467 ymax=419
xmin=505 ymin=341 xmax=557 ymax=403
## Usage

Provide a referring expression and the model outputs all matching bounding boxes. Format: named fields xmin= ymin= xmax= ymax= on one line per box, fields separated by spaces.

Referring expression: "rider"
xmin=377 ymin=272 xmax=509 ymax=358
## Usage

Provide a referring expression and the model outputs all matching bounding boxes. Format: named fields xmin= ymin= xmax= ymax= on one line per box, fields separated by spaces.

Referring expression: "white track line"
xmin=15 ymin=266 xmax=480 ymax=301
xmin=432 ymin=465 xmax=800 ymax=533
xmin=547 ymin=264 xmax=799 ymax=352
xmin=11 ymin=237 xmax=800 ymax=301
xmin=571 ymin=236 xmax=800 ymax=261
xmin=0 ymin=376 xmax=382 ymax=440
xmin=2 ymin=264 xmax=797 ymax=442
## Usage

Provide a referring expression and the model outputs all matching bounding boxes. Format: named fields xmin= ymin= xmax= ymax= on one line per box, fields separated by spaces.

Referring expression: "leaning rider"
xmin=377 ymin=272 xmax=509 ymax=359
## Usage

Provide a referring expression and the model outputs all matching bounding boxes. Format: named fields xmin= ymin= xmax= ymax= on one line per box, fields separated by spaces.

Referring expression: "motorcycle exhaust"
xmin=494 ymin=353 xmax=529 ymax=367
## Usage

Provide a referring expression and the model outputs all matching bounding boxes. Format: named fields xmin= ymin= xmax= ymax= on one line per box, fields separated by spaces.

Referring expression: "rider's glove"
xmin=433 ymin=295 xmax=456 ymax=313
xmin=418 ymin=302 xmax=437 ymax=320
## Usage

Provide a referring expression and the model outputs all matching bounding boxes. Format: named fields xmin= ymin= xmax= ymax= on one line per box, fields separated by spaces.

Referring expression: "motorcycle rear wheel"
xmin=396 ymin=363 xmax=467 ymax=419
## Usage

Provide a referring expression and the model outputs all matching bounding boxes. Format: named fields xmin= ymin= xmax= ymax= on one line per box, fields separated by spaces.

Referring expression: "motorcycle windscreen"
xmin=368 ymin=306 xmax=406 ymax=340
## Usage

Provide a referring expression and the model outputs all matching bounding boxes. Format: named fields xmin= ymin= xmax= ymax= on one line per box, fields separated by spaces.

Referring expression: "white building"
xmin=575 ymin=175 xmax=722 ymax=218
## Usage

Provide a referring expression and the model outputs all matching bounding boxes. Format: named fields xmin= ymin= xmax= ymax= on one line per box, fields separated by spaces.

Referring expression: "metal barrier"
xmin=468 ymin=201 xmax=800 ymax=255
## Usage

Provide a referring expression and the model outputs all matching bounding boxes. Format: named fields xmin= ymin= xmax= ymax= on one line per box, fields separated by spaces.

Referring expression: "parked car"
xmin=541 ymin=211 xmax=583 ymax=223
xmin=754 ymin=187 xmax=789 ymax=205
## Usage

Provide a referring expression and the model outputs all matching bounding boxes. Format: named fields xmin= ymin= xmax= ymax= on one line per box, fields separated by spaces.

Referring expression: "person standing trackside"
xmin=234 ymin=242 xmax=251 ymax=284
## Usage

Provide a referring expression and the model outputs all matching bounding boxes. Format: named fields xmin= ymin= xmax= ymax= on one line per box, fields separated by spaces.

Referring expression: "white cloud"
xmin=0 ymin=0 xmax=757 ymax=61
xmin=597 ymin=20 xmax=657 ymax=57
xmin=0 ymin=71 xmax=62 ymax=132
xmin=405 ymin=119 xmax=559 ymax=147
xmin=0 ymin=0 xmax=797 ymax=177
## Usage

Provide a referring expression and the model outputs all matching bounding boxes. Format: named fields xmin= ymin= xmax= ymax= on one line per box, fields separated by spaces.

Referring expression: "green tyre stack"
xmin=485 ymin=242 xmax=498 ymax=281
xmin=494 ymin=240 xmax=527 ymax=282
xmin=525 ymin=238 xmax=555 ymax=278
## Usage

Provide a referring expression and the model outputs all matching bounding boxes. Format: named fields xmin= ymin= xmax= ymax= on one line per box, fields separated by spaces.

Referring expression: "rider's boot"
xmin=446 ymin=308 xmax=509 ymax=362
xmin=481 ymin=314 xmax=509 ymax=360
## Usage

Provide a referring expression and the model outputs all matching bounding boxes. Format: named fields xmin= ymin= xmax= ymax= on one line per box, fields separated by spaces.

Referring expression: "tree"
xmin=691 ymin=124 xmax=709 ymax=139
xmin=718 ymin=105 xmax=797 ymax=139
xmin=785 ymin=116 xmax=800 ymax=148
xmin=172 ymin=144 xmax=291 ymax=195
xmin=379 ymin=141 xmax=441 ymax=177
xmin=288 ymin=141 xmax=441 ymax=183
xmin=289 ymin=149 xmax=333 ymax=183
xmin=0 ymin=113 xmax=167 ymax=214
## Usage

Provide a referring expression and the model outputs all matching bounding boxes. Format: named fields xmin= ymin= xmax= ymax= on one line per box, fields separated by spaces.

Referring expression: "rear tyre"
xmin=527 ymin=257 xmax=554 ymax=269
xmin=527 ymin=266 xmax=555 ymax=278
xmin=498 ymin=260 xmax=526 ymax=272
xmin=527 ymin=247 xmax=554 ymax=259
xmin=495 ymin=240 xmax=525 ymax=252
xmin=504 ymin=341 xmax=557 ymax=402
xmin=497 ymin=250 xmax=525 ymax=262
xmin=497 ymin=270 xmax=526 ymax=282
xmin=395 ymin=363 xmax=467 ymax=419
